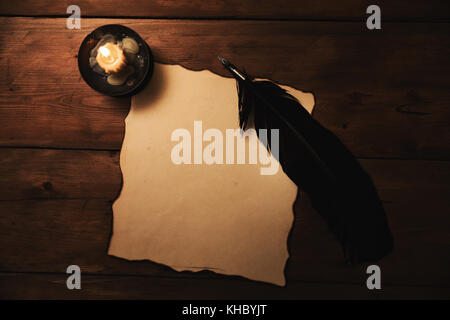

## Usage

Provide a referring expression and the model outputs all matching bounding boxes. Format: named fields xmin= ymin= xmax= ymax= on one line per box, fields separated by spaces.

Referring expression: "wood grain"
xmin=1 ymin=149 xmax=449 ymax=288
xmin=1 ymin=9 xmax=449 ymax=299
xmin=0 ymin=18 xmax=449 ymax=160
xmin=0 ymin=149 xmax=121 ymax=200
xmin=1 ymin=1 xmax=449 ymax=21
xmin=0 ymin=273 xmax=380 ymax=300
xmin=1 ymin=273 xmax=449 ymax=299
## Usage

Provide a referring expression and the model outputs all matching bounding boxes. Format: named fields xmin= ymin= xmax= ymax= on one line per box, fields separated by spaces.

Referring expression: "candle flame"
xmin=99 ymin=46 xmax=110 ymax=57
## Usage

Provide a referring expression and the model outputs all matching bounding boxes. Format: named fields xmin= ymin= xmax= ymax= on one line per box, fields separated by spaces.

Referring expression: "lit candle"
xmin=96 ymin=42 xmax=126 ymax=74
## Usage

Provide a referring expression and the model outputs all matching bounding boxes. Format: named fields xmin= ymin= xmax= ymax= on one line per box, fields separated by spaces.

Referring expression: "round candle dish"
xmin=78 ymin=24 xmax=153 ymax=97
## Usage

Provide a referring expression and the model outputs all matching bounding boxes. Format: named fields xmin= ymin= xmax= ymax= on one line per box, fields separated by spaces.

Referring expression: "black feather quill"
xmin=218 ymin=56 xmax=393 ymax=264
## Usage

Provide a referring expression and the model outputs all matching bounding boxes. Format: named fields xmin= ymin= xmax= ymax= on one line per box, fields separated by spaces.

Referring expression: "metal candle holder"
xmin=78 ymin=24 xmax=153 ymax=97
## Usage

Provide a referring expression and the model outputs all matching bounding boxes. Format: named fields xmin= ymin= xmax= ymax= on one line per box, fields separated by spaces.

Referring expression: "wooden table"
xmin=1 ymin=1 xmax=450 ymax=299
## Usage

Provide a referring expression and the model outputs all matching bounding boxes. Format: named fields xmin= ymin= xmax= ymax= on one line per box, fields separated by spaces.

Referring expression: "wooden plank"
xmin=379 ymin=285 xmax=450 ymax=300
xmin=0 ymin=1 xmax=449 ymax=21
xmin=0 ymin=149 xmax=121 ymax=200
xmin=1 ymin=273 xmax=449 ymax=299
xmin=0 ymin=18 xmax=449 ymax=159
xmin=0 ymin=272 xmax=381 ymax=300
xmin=1 ymin=148 xmax=449 ymax=286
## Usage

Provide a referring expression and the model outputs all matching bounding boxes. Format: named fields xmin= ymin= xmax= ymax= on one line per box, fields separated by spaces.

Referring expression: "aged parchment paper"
xmin=108 ymin=63 xmax=315 ymax=286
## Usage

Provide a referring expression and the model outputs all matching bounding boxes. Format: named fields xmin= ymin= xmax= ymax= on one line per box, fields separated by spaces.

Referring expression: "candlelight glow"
xmin=99 ymin=46 xmax=110 ymax=57
xmin=96 ymin=42 xmax=126 ymax=74
xmin=99 ymin=45 xmax=115 ymax=64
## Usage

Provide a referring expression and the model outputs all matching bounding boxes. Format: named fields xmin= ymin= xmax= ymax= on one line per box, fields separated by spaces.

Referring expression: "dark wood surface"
xmin=1 ymin=1 xmax=450 ymax=20
xmin=0 ymin=2 xmax=449 ymax=299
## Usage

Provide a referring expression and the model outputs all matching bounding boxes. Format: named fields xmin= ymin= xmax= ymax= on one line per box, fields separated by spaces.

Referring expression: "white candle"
xmin=96 ymin=42 xmax=126 ymax=74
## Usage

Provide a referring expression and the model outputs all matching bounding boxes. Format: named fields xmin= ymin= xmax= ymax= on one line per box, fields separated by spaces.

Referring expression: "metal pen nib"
xmin=217 ymin=56 xmax=247 ymax=81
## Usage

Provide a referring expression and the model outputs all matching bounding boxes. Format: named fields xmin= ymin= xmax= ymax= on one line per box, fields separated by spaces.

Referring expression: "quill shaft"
xmin=218 ymin=56 xmax=336 ymax=183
